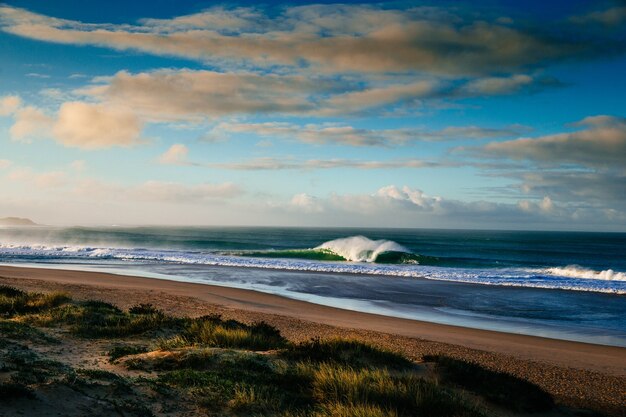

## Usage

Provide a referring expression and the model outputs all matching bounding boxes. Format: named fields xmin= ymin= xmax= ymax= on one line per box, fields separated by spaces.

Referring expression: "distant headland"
xmin=0 ymin=217 xmax=38 ymax=226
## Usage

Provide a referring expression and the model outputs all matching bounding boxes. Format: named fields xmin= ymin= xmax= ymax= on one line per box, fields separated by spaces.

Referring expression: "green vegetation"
xmin=424 ymin=355 xmax=554 ymax=412
xmin=0 ymin=285 xmax=70 ymax=316
xmin=109 ymin=344 xmax=150 ymax=361
xmin=282 ymin=337 xmax=412 ymax=369
xmin=0 ymin=285 xmax=568 ymax=417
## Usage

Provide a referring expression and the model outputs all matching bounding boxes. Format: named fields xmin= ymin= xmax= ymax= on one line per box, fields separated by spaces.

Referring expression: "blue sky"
xmin=0 ymin=0 xmax=624 ymax=230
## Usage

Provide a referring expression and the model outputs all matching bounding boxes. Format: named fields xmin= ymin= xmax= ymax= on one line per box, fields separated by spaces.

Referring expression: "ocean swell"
xmin=0 ymin=242 xmax=625 ymax=294
xmin=315 ymin=235 xmax=410 ymax=262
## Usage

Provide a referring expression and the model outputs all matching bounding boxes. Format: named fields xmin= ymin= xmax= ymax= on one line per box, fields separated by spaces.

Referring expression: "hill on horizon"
xmin=0 ymin=217 xmax=38 ymax=226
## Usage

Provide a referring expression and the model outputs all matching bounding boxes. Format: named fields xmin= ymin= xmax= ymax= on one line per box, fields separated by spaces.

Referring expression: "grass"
xmin=305 ymin=362 xmax=484 ymax=417
xmin=0 ymin=285 xmax=575 ymax=417
xmin=282 ymin=337 xmax=413 ymax=370
xmin=158 ymin=314 xmax=287 ymax=351
xmin=0 ymin=285 xmax=70 ymax=316
xmin=23 ymin=300 xmax=182 ymax=338
xmin=425 ymin=355 xmax=554 ymax=412
xmin=108 ymin=344 xmax=150 ymax=361
xmin=0 ymin=319 xmax=58 ymax=343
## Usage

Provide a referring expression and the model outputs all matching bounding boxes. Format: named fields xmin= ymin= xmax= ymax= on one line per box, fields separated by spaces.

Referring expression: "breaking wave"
xmin=315 ymin=236 xmax=411 ymax=262
xmin=543 ymin=265 xmax=626 ymax=281
xmin=237 ymin=236 xmax=427 ymax=264
xmin=0 ymin=241 xmax=625 ymax=294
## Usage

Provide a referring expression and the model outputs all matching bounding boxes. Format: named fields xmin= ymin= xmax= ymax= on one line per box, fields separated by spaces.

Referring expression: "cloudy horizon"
xmin=1 ymin=0 xmax=625 ymax=231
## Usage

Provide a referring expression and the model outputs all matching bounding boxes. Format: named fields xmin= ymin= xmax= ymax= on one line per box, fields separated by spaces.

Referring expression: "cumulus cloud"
xmin=458 ymin=74 xmax=561 ymax=96
xmin=570 ymin=5 xmax=626 ymax=27
xmin=52 ymin=102 xmax=142 ymax=149
xmin=0 ymin=95 xmax=21 ymax=115
xmin=278 ymin=184 xmax=626 ymax=229
xmin=159 ymin=144 xmax=189 ymax=165
xmin=285 ymin=185 xmax=565 ymax=221
xmin=78 ymin=69 xmax=329 ymax=120
xmin=62 ymin=68 xmax=559 ymax=125
xmin=290 ymin=193 xmax=323 ymax=213
xmin=0 ymin=4 xmax=618 ymax=76
xmin=212 ymin=122 xmax=524 ymax=147
xmin=9 ymin=102 xmax=143 ymax=149
xmin=0 ymin=160 xmax=12 ymax=169
xmin=10 ymin=106 xmax=53 ymax=140
xmin=474 ymin=115 xmax=626 ymax=169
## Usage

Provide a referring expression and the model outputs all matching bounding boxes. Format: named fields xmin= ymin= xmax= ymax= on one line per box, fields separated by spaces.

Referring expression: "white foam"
xmin=0 ymin=243 xmax=625 ymax=294
xmin=315 ymin=235 xmax=410 ymax=262
xmin=543 ymin=265 xmax=626 ymax=281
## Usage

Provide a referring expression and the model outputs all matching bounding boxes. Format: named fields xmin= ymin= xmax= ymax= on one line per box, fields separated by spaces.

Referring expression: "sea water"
xmin=0 ymin=226 xmax=624 ymax=346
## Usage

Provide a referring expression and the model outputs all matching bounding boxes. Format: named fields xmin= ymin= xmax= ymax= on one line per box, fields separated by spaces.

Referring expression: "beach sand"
xmin=1 ymin=265 xmax=625 ymax=414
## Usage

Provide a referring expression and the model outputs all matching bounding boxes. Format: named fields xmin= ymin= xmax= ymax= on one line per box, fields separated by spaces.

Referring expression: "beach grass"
xmin=424 ymin=354 xmax=555 ymax=412
xmin=0 ymin=285 xmax=577 ymax=417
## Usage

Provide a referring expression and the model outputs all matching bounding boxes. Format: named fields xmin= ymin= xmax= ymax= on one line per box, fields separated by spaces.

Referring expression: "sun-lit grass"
xmin=304 ymin=362 xmax=485 ymax=417
xmin=283 ymin=337 xmax=413 ymax=370
xmin=312 ymin=402 xmax=399 ymax=417
xmin=21 ymin=300 xmax=181 ymax=338
xmin=157 ymin=314 xmax=287 ymax=351
xmin=0 ymin=286 xmax=570 ymax=417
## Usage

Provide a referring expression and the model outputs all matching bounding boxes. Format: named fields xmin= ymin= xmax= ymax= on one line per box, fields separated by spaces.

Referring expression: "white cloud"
xmin=53 ymin=102 xmax=142 ymax=149
xmin=289 ymin=193 xmax=323 ymax=213
xmin=0 ymin=159 xmax=12 ymax=169
xmin=207 ymin=157 xmax=445 ymax=171
xmin=9 ymin=102 xmax=143 ymax=149
xmin=213 ymin=122 xmax=524 ymax=147
xmin=159 ymin=144 xmax=189 ymax=165
xmin=474 ymin=115 xmax=626 ymax=169
xmin=77 ymin=69 xmax=332 ymax=120
xmin=7 ymin=167 xmax=67 ymax=188
xmin=570 ymin=6 xmax=626 ymax=27
xmin=0 ymin=95 xmax=21 ymax=116
xmin=10 ymin=106 xmax=53 ymax=141
xmin=0 ymin=5 xmax=611 ymax=76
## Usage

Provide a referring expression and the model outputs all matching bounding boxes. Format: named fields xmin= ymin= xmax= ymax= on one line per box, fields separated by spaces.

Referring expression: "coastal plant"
xmin=0 ymin=286 xmax=71 ymax=316
xmin=22 ymin=299 xmax=181 ymax=338
xmin=307 ymin=363 xmax=485 ymax=417
xmin=228 ymin=384 xmax=286 ymax=414
xmin=425 ymin=355 xmax=554 ymax=412
xmin=282 ymin=337 xmax=413 ymax=370
xmin=163 ymin=315 xmax=287 ymax=350
xmin=108 ymin=344 xmax=150 ymax=361
xmin=0 ymin=319 xmax=58 ymax=343
xmin=313 ymin=402 xmax=399 ymax=417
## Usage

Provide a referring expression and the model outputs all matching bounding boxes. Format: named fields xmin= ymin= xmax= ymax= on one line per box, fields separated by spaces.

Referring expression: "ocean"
xmin=1 ymin=226 xmax=624 ymax=346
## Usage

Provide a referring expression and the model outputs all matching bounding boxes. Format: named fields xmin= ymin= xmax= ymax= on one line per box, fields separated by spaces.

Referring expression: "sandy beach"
xmin=1 ymin=264 xmax=625 ymax=415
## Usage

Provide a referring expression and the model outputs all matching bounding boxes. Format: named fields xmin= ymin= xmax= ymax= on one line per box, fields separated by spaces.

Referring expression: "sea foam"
xmin=315 ymin=236 xmax=410 ymax=262
xmin=544 ymin=265 xmax=626 ymax=281
xmin=1 ymin=242 xmax=625 ymax=294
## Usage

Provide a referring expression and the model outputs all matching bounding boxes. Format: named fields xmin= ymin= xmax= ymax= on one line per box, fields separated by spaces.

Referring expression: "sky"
xmin=0 ymin=0 xmax=625 ymax=230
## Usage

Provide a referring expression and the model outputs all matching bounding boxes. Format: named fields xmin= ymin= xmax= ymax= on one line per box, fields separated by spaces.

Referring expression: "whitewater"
xmin=1 ymin=227 xmax=625 ymax=346
xmin=0 ymin=235 xmax=624 ymax=294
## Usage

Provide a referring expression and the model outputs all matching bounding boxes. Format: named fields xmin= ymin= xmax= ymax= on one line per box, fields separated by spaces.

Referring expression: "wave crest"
xmin=315 ymin=236 xmax=411 ymax=262
xmin=545 ymin=265 xmax=626 ymax=281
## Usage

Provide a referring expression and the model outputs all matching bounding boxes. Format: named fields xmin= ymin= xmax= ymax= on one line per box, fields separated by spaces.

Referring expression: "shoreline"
xmin=0 ymin=265 xmax=624 ymax=377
